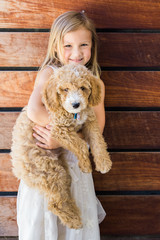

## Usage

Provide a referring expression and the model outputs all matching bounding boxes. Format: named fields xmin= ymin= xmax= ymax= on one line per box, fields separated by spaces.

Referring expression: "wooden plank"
xmin=2 ymin=152 xmax=160 ymax=192
xmin=1 ymin=196 xmax=160 ymax=236
xmin=0 ymin=154 xmax=19 ymax=191
xmin=99 ymin=195 xmax=160 ymax=235
xmin=105 ymin=111 xmax=160 ymax=150
xmin=98 ymin=33 xmax=160 ymax=67
xmin=2 ymin=111 xmax=160 ymax=150
xmin=0 ymin=112 xmax=18 ymax=149
xmin=1 ymin=71 xmax=160 ymax=108
xmin=94 ymin=152 xmax=160 ymax=191
xmin=0 ymin=71 xmax=35 ymax=107
xmin=0 ymin=32 xmax=48 ymax=67
xmin=1 ymin=0 xmax=160 ymax=29
xmin=1 ymin=33 xmax=160 ymax=67
xmin=0 ymin=197 xmax=17 ymax=236
xmin=102 ymin=71 xmax=160 ymax=108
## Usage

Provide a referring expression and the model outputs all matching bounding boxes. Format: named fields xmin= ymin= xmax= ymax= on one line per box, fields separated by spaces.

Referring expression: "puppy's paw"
xmin=95 ymin=153 xmax=112 ymax=174
xmin=98 ymin=160 xmax=112 ymax=174
xmin=78 ymin=158 xmax=92 ymax=173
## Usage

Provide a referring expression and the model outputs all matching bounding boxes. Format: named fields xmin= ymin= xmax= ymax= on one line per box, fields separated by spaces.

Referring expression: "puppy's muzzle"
xmin=72 ymin=102 xmax=80 ymax=109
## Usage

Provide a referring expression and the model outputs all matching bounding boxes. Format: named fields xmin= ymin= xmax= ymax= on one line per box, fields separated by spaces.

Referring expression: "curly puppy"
xmin=11 ymin=64 xmax=112 ymax=229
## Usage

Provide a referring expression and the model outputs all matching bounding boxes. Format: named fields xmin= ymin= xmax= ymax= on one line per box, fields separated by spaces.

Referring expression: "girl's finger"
xmin=36 ymin=142 xmax=49 ymax=149
xmin=33 ymin=125 xmax=50 ymax=137
xmin=33 ymin=133 xmax=47 ymax=144
xmin=46 ymin=124 xmax=52 ymax=130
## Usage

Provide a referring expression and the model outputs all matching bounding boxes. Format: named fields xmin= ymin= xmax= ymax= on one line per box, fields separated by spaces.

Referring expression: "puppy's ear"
xmin=88 ymin=74 xmax=102 ymax=107
xmin=42 ymin=74 xmax=60 ymax=112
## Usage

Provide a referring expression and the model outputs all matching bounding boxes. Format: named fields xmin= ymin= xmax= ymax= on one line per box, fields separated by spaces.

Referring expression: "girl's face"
xmin=62 ymin=27 xmax=92 ymax=65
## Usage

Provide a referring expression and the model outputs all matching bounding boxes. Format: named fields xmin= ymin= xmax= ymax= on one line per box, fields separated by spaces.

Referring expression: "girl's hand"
xmin=33 ymin=125 xmax=61 ymax=149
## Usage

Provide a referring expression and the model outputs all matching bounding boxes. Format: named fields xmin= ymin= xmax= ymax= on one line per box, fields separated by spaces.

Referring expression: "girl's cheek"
xmin=64 ymin=51 xmax=70 ymax=60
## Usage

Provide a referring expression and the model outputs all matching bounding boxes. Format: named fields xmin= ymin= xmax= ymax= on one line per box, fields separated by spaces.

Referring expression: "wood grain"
xmin=0 ymin=197 xmax=17 ymax=236
xmin=0 ymin=32 xmax=48 ymax=67
xmin=105 ymin=111 xmax=160 ymax=150
xmin=1 ymin=196 xmax=160 ymax=236
xmin=1 ymin=0 xmax=160 ymax=29
xmin=0 ymin=71 xmax=35 ymax=107
xmin=2 ymin=111 xmax=160 ymax=149
xmin=2 ymin=152 xmax=160 ymax=192
xmin=1 ymin=71 xmax=160 ymax=108
xmin=0 ymin=154 xmax=19 ymax=191
xmin=102 ymin=71 xmax=160 ymax=107
xmin=94 ymin=152 xmax=160 ymax=191
xmin=0 ymin=112 xmax=18 ymax=149
xmin=99 ymin=195 xmax=160 ymax=235
xmin=98 ymin=33 xmax=160 ymax=67
xmin=1 ymin=33 xmax=160 ymax=67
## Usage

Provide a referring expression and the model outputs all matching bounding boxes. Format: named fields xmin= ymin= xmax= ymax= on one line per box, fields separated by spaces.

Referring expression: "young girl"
xmin=17 ymin=11 xmax=106 ymax=240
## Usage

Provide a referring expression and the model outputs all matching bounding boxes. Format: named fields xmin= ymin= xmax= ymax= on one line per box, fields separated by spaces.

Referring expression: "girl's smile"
xmin=62 ymin=27 xmax=92 ymax=65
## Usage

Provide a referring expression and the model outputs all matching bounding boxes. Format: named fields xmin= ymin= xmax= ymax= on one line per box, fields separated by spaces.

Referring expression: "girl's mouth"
xmin=69 ymin=58 xmax=83 ymax=63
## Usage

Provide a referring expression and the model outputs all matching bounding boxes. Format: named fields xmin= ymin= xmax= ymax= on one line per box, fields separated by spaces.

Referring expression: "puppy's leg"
xmin=82 ymin=120 xmax=112 ymax=174
xmin=46 ymin=153 xmax=82 ymax=229
xmin=53 ymin=129 xmax=92 ymax=173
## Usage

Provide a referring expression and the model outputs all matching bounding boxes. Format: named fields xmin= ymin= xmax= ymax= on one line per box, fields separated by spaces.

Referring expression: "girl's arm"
xmin=92 ymin=79 xmax=106 ymax=134
xmin=27 ymin=67 xmax=53 ymax=126
xmin=27 ymin=67 xmax=62 ymax=149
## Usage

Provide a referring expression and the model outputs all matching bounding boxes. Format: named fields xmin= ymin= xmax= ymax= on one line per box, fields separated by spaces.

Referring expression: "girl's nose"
xmin=72 ymin=47 xmax=81 ymax=57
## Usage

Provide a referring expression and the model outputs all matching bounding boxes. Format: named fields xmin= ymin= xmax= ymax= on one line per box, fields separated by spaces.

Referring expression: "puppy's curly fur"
xmin=11 ymin=64 xmax=112 ymax=229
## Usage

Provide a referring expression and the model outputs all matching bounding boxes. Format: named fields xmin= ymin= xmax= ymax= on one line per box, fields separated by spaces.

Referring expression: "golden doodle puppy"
xmin=11 ymin=64 xmax=112 ymax=229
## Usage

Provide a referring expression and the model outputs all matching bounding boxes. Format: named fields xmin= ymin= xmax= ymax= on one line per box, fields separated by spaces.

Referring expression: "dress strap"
xmin=47 ymin=65 xmax=57 ymax=71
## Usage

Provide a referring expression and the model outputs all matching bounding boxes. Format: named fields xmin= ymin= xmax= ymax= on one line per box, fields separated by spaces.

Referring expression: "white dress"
xmin=17 ymin=150 xmax=106 ymax=240
xmin=17 ymin=65 xmax=106 ymax=239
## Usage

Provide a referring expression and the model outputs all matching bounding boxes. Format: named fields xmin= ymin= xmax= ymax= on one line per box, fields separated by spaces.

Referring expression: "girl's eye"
xmin=80 ymin=86 xmax=85 ymax=91
xmin=64 ymin=88 xmax=69 ymax=92
xmin=64 ymin=45 xmax=72 ymax=48
xmin=81 ymin=44 xmax=87 ymax=47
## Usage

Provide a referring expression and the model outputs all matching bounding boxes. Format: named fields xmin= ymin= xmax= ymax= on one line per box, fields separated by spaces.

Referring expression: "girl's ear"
xmin=42 ymin=74 xmax=60 ymax=112
xmin=88 ymin=74 xmax=102 ymax=107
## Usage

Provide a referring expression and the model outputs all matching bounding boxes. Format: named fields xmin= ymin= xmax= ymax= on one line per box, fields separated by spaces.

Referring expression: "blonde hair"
xmin=40 ymin=11 xmax=100 ymax=77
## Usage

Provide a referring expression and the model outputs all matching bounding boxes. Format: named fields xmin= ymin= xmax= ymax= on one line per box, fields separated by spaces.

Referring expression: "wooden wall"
xmin=1 ymin=0 xmax=160 ymax=239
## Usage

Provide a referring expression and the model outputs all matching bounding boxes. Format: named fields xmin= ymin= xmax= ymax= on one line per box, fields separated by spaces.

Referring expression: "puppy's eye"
xmin=80 ymin=86 xmax=85 ymax=91
xmin=63 ymin=88 xmax=69 ymax=92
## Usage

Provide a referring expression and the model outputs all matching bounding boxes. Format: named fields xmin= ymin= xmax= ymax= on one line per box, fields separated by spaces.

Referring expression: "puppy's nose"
xmin=72 ymin=102 xmax=80 ymax=109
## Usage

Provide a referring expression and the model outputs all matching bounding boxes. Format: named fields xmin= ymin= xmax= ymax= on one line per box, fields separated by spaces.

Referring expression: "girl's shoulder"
xmin=34 ymin=65 xmax=56 ymax=88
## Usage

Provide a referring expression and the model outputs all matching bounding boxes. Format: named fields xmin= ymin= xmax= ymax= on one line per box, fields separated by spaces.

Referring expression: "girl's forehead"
xmin=63 ymin=27 xmax=92 ymax=42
